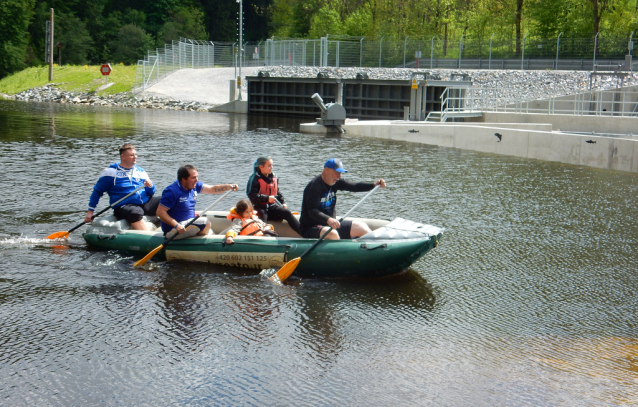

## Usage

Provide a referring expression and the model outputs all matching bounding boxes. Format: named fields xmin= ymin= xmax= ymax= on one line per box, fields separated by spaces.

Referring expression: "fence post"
xmin=459 ymin=35 xmax=464 ymax=68
xmin=431 ymin=36 xmax=437 ymax=68
xmin=489 ymin=34 xmax=494 ymax=69
xmin=360 ymin=38 xmax=364 ymax=67
xmin=404 ymin=36 xmax=409 ymax=68
xmin=593 ymin=32 xmax=598 ymax=70
xmin=556 ymin=32 xmax=562 ymax=70
xmin=379 ymin=36 xmax=384 ymax=67
xmin=630 ymin=31 xmax=635 ymax=71
xmin=336 ymin=41 xmax=340 ymax=68
xmin=521 ymin=34 xmax=527 ymax=70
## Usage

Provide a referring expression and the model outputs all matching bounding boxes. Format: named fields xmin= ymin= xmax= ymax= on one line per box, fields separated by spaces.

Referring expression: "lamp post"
xmin=403 ymin=36 xmax=409 ymax=68
xmin=236 ymin=0 xmax=243 ymax=100
xmin=431 ymin=35 xmax=438 ymax=68
xmin=593 ymin=32 xmax=599 ymax=69
xmin=521 ymin=34 xmax=528 ymax=70
xmin=489 ymin=33 xmax=494 ymax=69
xmin=629 ymin=31 xmax=635 ymax=71
xmin=555 ymin=32 xmax=562 ymax=70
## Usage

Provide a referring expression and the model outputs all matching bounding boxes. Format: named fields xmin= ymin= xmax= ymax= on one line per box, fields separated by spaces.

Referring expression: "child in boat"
xmin=225 ymin=199 xmax=277 ymax=245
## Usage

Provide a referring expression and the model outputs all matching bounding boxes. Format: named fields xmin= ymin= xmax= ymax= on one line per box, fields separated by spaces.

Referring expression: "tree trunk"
xmin=515 ymin=0 xmax=523 ymax=56
xmin=592 ymin=0 xmax=600 ymax=36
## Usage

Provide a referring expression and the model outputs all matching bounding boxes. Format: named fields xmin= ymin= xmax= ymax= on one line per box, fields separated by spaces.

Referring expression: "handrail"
xmin=143 ymin=57 xmax=158 ymax=90
xmin=433 ymin=84 xmax=638 ymax=119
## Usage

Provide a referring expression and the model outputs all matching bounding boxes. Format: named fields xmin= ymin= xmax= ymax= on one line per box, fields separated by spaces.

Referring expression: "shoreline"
xmin=3 ymin=66 xmax=638 ymax=112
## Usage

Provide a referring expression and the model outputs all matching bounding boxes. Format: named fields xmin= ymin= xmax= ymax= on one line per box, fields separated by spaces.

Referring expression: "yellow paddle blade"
xmin=46 ymin=231 xmax=69 ymax=239
xmin=269 ymin=257 xmax=301 ymax=283
xmin=133 ymin=244 xmax=164 ymax=267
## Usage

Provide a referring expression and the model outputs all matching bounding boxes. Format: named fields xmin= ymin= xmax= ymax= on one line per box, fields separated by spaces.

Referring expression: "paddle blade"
xmin=269 ymin=257 xmax=301 ymax=283
xmin=133 ymin=244 xmax=164 ymax=267
xmin=46 ymin=231 xmax=69 ymax=239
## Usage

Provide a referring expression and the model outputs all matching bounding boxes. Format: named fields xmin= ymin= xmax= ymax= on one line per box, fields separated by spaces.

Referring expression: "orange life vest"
xmin=258 ymin=176 xmax=278 ymax=197
xmin=227 ymin=209 xmax=265 ymax=236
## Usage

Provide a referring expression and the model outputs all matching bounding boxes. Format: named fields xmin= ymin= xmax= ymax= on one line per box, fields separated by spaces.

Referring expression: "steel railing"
xmin=429 ymin=86 xmax=638 ymax=121
xmin=134 ymin=35 xmax=637 ymax=93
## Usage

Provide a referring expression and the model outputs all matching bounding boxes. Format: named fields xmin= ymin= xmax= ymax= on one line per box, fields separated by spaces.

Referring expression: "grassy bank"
xmin=0 ymin=64 xmax=136 ymax=96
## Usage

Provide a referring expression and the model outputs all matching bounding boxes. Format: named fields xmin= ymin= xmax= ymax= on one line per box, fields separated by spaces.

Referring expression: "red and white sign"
xmin=100 ymin=64 xmax=112 ymax=76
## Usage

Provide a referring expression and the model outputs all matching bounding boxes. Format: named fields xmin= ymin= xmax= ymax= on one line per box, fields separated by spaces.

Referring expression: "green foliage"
xmin=343 ymin=6 xmax=373 ymax=37
xmin=158 ymin=7 xmax=208 ymax=43
xmin=112 ymin=24 xmax=155 ymax=65
xmin=308 ymin=6 xmax=345 ymax=38
xmin=56 ymin=13 xmax=93 ymax=65
xmin=0 ymin=0 xmax=35 ymax=78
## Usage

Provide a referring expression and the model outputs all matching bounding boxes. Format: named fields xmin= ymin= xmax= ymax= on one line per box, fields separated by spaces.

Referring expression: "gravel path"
xmin=141 ymin=67 xmax=262 ymax=106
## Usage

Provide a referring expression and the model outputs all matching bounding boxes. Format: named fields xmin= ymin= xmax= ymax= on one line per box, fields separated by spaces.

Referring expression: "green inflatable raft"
xmin=82 ymin=211 xmax=443 ymax=279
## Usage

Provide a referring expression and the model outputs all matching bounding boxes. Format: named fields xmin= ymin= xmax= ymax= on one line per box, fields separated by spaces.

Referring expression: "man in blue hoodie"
xmin=85 ymin=143 xmax=160 ymax=230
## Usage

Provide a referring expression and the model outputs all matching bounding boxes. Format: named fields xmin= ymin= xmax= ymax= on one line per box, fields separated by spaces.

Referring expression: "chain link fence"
xmin=135 ymin=35 xmax=636 ymax=93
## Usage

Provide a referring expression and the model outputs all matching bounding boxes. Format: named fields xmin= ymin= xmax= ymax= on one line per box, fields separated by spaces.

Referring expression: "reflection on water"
xmin=0 ymin=99 xmax=637 ymax=405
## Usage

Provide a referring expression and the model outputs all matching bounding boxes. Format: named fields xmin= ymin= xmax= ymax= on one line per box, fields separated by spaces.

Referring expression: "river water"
xmin=1 ymin=100 xmax=637 ymax=405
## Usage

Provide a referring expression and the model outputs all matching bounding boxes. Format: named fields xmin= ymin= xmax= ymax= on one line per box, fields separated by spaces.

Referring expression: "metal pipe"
xmin=630 ymin=31 xmax=635 ymax=71
xmin=360 ymin=37 xmax=364 ymax=67
xmin=311 ymin=93 xmax=327 ymax=114
xmin=403 ymin=36 xmax=409 ymax=68
xmin=593 ymin=32 xmax=599 ymax=69
xmin=489 ymin=33 xmax=494 ymax=69
xmin=237 ymin=0 xmax=243 ymax=100
xmin=521 ymin=34 xmax=528 ymax=70
xmin=556 ymin=32 xmax=563 ymax=70
xmin=431 ymin=36 xmax=438 ymax=68
xmin=379 ymin=36 xmax=384 ymax=67
xmin=459 ymin=34 xmax=464 ymax=68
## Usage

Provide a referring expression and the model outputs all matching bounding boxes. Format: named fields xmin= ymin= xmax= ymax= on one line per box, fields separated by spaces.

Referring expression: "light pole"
xmin=556 ymin=32 xmax=562 ymax=70
xmin=521 ymin=34 xmax=528 ymax=70
xmin=431 ymin=36 xmax=438 ymax=68
xmin=236 ymin=0 xmax=243 ymax=100
xmin=489 ymin=33 xmax=494 ymax=69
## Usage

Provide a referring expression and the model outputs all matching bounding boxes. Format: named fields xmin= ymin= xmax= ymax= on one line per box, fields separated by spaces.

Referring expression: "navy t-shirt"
xmin=299 ymin=175 xmax=374 ymax=231
xmin=159 ymin=180 xmax=204 ymax=231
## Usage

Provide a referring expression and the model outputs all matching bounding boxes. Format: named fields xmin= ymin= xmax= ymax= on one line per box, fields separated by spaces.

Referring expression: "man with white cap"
xmin=298 ymin=158 xmax=385 ymax=240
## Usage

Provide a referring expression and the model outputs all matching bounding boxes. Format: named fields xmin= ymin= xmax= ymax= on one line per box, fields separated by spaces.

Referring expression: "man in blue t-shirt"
xmin=157 ymin=164 xmax=238 ymax=239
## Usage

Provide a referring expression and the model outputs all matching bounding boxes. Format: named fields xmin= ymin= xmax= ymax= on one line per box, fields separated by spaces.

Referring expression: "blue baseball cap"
xmin=324 ymin=158 xmax=348 ymax=173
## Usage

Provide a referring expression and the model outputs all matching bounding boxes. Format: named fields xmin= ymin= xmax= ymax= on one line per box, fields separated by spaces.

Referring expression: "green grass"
xmin=0 ymin=64 xmax=137 ymax=96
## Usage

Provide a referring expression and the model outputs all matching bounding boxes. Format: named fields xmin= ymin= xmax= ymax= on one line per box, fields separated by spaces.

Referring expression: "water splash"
xmin=0 ymin=236 xmax=69 ymax=246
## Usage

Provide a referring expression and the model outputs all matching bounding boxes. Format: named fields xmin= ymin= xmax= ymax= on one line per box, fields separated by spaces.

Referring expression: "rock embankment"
xmin=4 ymin=85 xmax=214 ymax=111
xmin=4 ymin=66 xmax=637 ymax=111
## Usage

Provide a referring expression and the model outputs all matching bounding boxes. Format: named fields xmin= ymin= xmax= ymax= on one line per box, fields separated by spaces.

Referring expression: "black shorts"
xmin=300 ymin=220 xmax=352 ymax=239
xmin=113 ymin=196 xmax=160 ymax=223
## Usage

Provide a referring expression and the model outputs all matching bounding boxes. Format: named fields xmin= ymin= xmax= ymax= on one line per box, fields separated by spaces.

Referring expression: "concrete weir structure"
xmin=301 ymin=117 xmax=638 ymax=173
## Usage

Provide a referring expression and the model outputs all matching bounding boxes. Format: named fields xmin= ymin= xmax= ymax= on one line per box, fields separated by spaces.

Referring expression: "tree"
xmin=112 ymin=24 xmax=154 ymax=64
xmin=0 ymin=0 xmax=35 ymax=78
xmin=55 ymin=12 xmax=93 ymax=64
xmin=308 ymin=6 xmax=345 ymax=38
xmin=158 ymin=7 xmax=207 ymax=43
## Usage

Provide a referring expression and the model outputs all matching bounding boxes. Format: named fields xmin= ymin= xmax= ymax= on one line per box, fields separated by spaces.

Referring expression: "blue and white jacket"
xmin=88 ymin=163 xmax=156 ymax=211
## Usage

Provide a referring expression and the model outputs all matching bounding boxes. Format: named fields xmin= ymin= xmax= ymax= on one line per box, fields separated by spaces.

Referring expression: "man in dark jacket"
xmin=299 ymin=158 xmax=385 ymax=240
